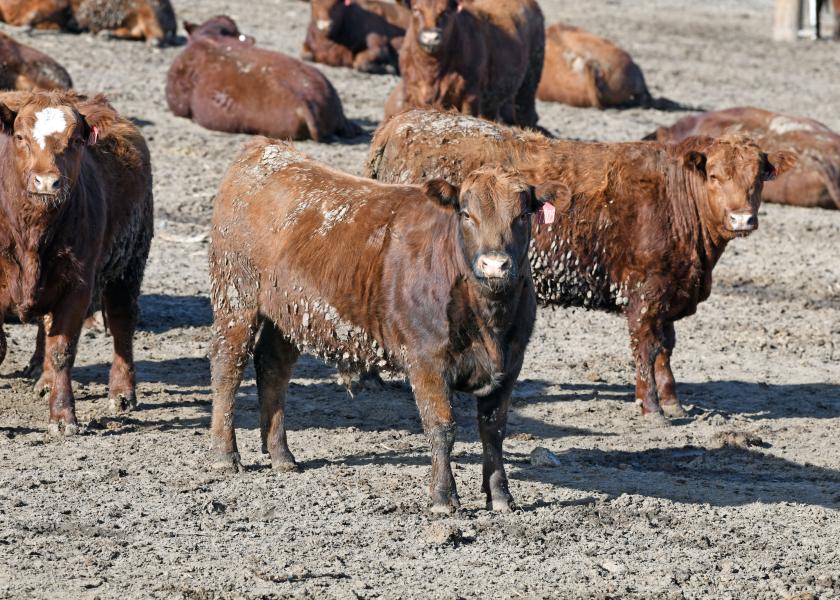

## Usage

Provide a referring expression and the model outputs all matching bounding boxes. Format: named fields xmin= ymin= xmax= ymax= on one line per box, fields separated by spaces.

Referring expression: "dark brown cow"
xmin=646 ymin=107 xmax=840 ymax=209
xmin=537 ymin=23 xmax=652 ymax=109
xmin=166 ymin=16 xmax=358 ymax=142
xmin=0 ymin=0 xmax=175 ymax=45
xmin=209 ymin=138 xmax=553 ymax=513
xmin=388 ymin=0 xmax=544 ymax=127
xmin=0 ymin=91 xmax=153 ymax=434
xmin=0 ymin=31 xmax=72 ymax=91
xmin=301 ymin=0 xmax=409 ymax=74
xmin=367 ymin=110 xmax=795 ymax=422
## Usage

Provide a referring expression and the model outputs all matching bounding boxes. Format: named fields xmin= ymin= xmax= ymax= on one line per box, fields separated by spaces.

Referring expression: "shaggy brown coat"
xmin=367 ymin=109 xmax=795 ymax=421
xmin=537 ymin=23 xmax=651 ymax=109
xmin=209 ymin=138 xmax=549 ymax=513
xmin=0 ymin=91 xmax=153 ymax=434
xmin=166 ymin=17 xmax=358 ymax=142
xmin=646 ymin=107 xmax=840 ymax=209
xmin=0 ymin=31 xmax=72 ymax=91
xmin=389 ymin=0 xmax=544 ymax=127
xmin=302 ymin=0 xmax=409 ymax=74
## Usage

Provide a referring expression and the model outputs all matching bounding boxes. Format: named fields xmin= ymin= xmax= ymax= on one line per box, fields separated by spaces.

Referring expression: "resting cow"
xmin=367 ymin=110 xmax=795 ymax=422
xmin=166 ymin=16 xmax=358 ymax=142
xmin=0 ymin=31 xmax=72 ymax=91
xmin=302 ymin=0 xmax=409 ymax=74
xmin=646 ymin=107 xmax=840 ymax=209
xmin=0 ymin=91 xmax=153 ymax=435
xmin=387 ymin=0 xmax=544 ymax=127
xmin=209 ymin=138 xmax=553 ymax=513
xmin=0 ymin=0 xmax=176 ymax=45
xmin=537 ymin=23 xmax=652 ymax=109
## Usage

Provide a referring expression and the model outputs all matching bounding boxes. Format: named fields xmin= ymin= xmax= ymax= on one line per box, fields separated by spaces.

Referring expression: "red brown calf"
xmin=537 ymin=23 xmax=652 ymax=109
xmin=646 ymin=107 xmax=840 ymax=209
xmin=209 ymin=138 xmax=552 ymax=512
xmin=302 ymin=0 xmax=409 ymax=74
xmin=0 ymin=31 xmax=72 ymax=91
xmin=388 ymin=0 xmax=544 ymax=127
xmin=0 ymin=0 xmax=176 ymax=44
xmin=167 ymin=16 xmax=358 ymax=142
xmin=0 ymin=91 xmax=153 ymax=435
xmin=367 ymin=110 xmax=795 ymax=422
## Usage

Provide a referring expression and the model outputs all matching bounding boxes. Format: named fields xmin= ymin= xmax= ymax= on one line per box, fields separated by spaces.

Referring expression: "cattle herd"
xmin=0 ymin=0 xmax=837 ymax=514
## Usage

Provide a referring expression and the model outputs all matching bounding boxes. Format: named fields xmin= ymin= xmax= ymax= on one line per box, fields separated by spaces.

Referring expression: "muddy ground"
xmin=1 ymin=0 xmax=839 ymax=598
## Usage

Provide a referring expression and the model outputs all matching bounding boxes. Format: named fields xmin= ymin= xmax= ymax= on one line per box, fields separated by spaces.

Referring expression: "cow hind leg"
xmin=656 ymin=321 xmax=687 ymax=418
xmin=103 ymin=279 xmax=140 ymax=414
xmin=255 ymin=320 xmax=300 ymax=472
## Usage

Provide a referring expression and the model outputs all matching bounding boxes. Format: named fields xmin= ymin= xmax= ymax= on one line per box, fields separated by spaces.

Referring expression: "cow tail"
xmin=299 ymin=103 xmax=322 ymax=143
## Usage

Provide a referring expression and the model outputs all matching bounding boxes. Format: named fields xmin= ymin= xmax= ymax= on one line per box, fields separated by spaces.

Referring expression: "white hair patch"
xmin=32 ymin=107 xmax=68 ymax=150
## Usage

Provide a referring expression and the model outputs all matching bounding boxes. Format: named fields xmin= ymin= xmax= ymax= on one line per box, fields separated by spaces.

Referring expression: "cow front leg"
xmin=209 ymin=310 xmax=258 ymax=473
xmin=656 ymin=321 xmax=687 ymax=418
xmin=477 ymin=380 xmax=516 ymax=512
xmin=627 ymin=306 xmax=666 ymax=424
xmin=44 ymin=295 xmax=88 ymax=436
xmin=255 ymin=320 xmax=300 ymax=472
xmin=410 ymin=366 xmax=459 ymax=514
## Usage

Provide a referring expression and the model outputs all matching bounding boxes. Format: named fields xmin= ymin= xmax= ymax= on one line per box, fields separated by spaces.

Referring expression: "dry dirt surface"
xmin=1 ymin=1 xmax=840 ymax=598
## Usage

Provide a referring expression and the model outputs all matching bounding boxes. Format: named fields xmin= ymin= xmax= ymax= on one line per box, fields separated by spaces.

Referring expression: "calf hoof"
xmin=33 ymin=376 xmax=51 ymax=397
xmin=488 ymin=496 xmax=517 ymax=513
xmin=642 ymin=410 xmax=669 ymax=427
xmin=661 ymin=401 xmax=688 ymax=418
xmin=210 ymin=451 xmax=243 ymax=473
xmin=21 ymin=361 xmax=42 ymax=379
xmin=46 ymin=421 xmax=80 ymax=437
xmin=109 ymin=392 xmax=138 ymax=414
xmin=270 ymin=450 xmax=300 ymax=473
xmin=430 ymin=491 xmax=460 ymax=515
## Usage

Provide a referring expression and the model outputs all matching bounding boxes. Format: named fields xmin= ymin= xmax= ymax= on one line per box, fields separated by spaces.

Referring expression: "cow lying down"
xmin=209 ymin=138 xmax=556 ymax=512
xmin=367 ymin=110 xmax=795 ymax=423
xmin=166 ymin=16 xmax=358 ymax=141
xmin=0 ymin=31 xmax=73 ymax=91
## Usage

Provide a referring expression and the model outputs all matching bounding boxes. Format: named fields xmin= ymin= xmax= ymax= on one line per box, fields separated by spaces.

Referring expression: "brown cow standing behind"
xmin=0 ymin=31 xmax=72 ymax=91
xmin=387 ymin=0 xmax=544 ymax=127
xmin=537 ymin=23 xmax=653 ymax=109
xmin=0 ymin=91 xmax=153 ymax=434
xmin=166 ymin=16 xmax=358 ymax=142
xmin=646 ymin=107 xmax=840 ymax=209
xmin=0 ymin=0 xmax=175 ymax=45
xmin=209 ymin=138 xmax=553 ymax=513
xmin=302 ymin=0 xmax=409 ymax=74
xmin=367 ymin=110 xmax=794 ymax=422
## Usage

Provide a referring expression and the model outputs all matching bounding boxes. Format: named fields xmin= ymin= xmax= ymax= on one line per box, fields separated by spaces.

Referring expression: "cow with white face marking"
xmin=0 ymin=91 xmax=153 ymax=435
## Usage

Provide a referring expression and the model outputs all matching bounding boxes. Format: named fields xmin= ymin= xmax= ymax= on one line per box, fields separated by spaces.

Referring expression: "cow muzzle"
xmin=727 ymin=211 xmax=758 ymax=233
xmin=316 ymin=19 xmax=333 ymax=33
xmin=418 ymin=29 xmax=443 ymax=52
xmin=475 ymin=252 xmax=513 ymax=282
xmin=30 ymin=173 xmax=62 ymax=196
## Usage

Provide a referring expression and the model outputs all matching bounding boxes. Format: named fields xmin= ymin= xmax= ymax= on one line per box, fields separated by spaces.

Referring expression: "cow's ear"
xmin=424 ymin=179 xmax=460 ymax=210
xmin=530 ymin=181 xmax=569 ymax=212
xmin=77 ymin=94 xmax=117 ymax=145
xmin=683 ymin=150 xmax=707 ymax=177
xmin=183 ymin=21 xmax=197 ymax=38
xmin=0 ymin=103 xmax=16 ymax=134
xmin=763 ymin=150 xmax=796 ymax=181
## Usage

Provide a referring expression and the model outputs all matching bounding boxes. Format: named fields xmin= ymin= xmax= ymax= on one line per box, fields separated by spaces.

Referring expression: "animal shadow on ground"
xmin=138 ymin=293 xmax=212 ymax=332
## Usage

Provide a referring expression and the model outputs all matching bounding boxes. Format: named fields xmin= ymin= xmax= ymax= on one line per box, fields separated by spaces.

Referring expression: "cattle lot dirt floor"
xmin=1 ymin=0 xmax=840 ymax=598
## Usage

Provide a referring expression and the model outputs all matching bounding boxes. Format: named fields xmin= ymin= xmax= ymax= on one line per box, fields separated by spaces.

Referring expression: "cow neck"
xmin=0 ymin=142 xmax=71 ymax=315
xmin=666 ymin=156 xmax=728 ymax=269
xmin=448 ymin=215 xmax=527 ymax=337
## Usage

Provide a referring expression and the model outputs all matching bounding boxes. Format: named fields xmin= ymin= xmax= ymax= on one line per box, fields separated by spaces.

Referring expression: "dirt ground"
xmin=1 ymin=0 xmax=839 ymax=598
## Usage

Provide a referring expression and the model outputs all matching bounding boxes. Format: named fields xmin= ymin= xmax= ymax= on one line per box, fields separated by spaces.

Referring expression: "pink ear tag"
xmin=457 ymin=2 xmax=464 ymax=12
xmin=538 ymin=202 xmax=555 ymax=225
xmin=344 ymin=0 xmax=352 ymax=5
xmin=87 ymin=126 xmax=99 ymax=146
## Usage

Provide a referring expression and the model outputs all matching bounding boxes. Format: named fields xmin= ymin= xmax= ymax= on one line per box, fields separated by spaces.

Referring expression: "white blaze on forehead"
xmin=32 ymin=107 xmax=68 ymax=150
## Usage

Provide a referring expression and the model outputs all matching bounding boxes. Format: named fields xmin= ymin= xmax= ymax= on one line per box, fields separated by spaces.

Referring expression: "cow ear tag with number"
xmin=538 ymin=203 xmax=555 ymax=225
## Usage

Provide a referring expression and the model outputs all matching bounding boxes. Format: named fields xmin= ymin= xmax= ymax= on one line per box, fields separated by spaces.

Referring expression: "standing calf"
xmin=388 ymin=0 xmax=544 ymax=127
xmin=0 ymin=91 xmax=153 ymax=434
xmin=209 ymin=138 xmax=553 ymax=512
xmin=367 ymin=110 xmax=794 ymax=422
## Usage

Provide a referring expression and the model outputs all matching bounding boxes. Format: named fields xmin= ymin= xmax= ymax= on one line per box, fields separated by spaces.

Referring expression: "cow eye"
xmin=460 ymin=210 xmax=472 ymax=221
xmin=14 ymin=133 xmax=23 ymax=142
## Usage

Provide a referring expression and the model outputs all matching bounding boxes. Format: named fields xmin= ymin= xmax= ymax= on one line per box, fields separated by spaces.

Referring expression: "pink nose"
xmin=32 ymin=173 xmax=61 ymax=194
xmin=476 ymin=254 xmax=511 ymax=279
